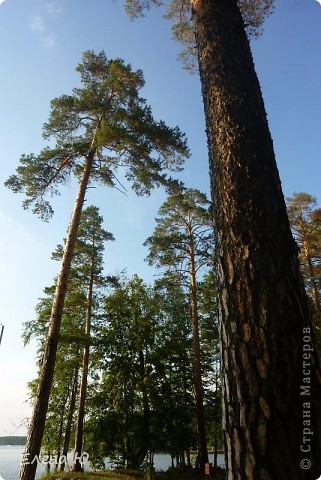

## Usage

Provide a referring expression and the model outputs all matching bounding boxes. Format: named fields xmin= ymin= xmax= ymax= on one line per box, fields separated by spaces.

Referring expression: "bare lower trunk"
xmin=213 ymin=430 xmax=218 ymax=469
xmin=183 ymin=361 xmax=192 ymax=468
xmin=55 ymin=405 xmax=65 ymax=471
xmin=191 ymin=0 xmax=321 ymax=478
xmin=134 ymin=348 xmax=150 ymax=468
xmin=190 ymin=254 xmax=208 ymax=468
xmin=61 ymin=365 xmax=79 ymax=471
xmin=302 ymin=237 xmax=321 ymax=315
xmin=73 ymin=251 xmax=94 ymax=472
xmin=19 ymin=151 xmax=95 ymax=480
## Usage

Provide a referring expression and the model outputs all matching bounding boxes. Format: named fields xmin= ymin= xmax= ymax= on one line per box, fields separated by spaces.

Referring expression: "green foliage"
xmin=86 ymin=272 xmax=220 ymax=467
xmin=124 ymin=0 xmax=275 ymax=72
xmin=5 ymin=50 xmax=189 ymax=220
xmin=151 ymin=280 xmax=196 ymax=457
xmin=86 ymin=276 xmax=197 ymax=467
xmin=286 ymin=192 xmax=321 ymax=347
xmin=197 ymin=271 xmax=222 ymax=451
xmin=239 ymin=0 xmax=275 ymax=37
xmin=286 ymin=192 xmax=321 ymax=296
xmin=88 ymin=276 xmax=159 ymax=468
xmin=145 ymin=187 xmax=214 ymax=280
xmin=145 ymin=188 xmax=218 ymax=464
xmin=52 ymin=205 xmax=115 ymax=289
xmin=198 ymin=271 xmax=220 ymax=372
xmin=23 ymin=206 xmax=114 ymax=459
xmin=23 ymin=203 xmax=220 ymax=469
xmin=125 ymin=0 xmax=162 ymax=18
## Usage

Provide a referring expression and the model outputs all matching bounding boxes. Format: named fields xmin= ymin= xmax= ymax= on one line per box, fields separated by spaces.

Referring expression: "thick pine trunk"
xmin=190 ymin=252 xmax=208 ymax=468
xmin=191 ymin=0 xmax=321 ymax=478
xmin=73 ymin=253 xmax=94 ymax=472
xmin=19 ymin=150 xmax=95 ymax=480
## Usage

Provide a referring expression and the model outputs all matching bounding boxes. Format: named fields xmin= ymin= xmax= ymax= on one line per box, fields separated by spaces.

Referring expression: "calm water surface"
xmin=0 ymin=445 xmax=224 ymax=480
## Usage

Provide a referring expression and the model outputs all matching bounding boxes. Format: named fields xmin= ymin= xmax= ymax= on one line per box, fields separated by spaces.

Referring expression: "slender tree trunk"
xmin=61 ymin=365 xmax=79 ymax=471
xmin=19 ymin=149 xmax=96 ymax=480
xmin=124 ymin=377 xmax=137 ymax=468
xmin=301 ymin=234 xmax=321 ymax=314
xmin=191 ymin=0 xmax=321 ymax=478
xmin=213 ymin=366 xmax=220 ymax=470
xmin=73 ymin=244 xmax=95 ymax=472
xmin=189 ymin=250 xmax=208 ymax=468
xmin=307 ymin=256 xmax=321 ymax=313
xmin=168 ymin=366 xmax=175 ymax=466
xmin=183 ymin=360 xmax=192 ymax=468
xmin=55 ymin=403 xmax=65 ymax=471
xmin=45 ymin=452 xmax=50 ymax=474
xmin=213 ymin=428 xmax=218 ymax=469
xmin=131 ymin=348 xmax=150 ymax=468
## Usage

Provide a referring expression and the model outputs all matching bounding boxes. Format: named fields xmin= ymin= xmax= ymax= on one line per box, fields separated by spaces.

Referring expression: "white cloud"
xmin=45 ymin=2 xmax=61 ymax=15
xmin=0 ymin=0 xmax=6 ymax=5
xmin=29 ymin=15 xmax=46 ymax=33
xmin=41 ymin=32 xmax=56 ymax=48
xmin=0 ymin=210 xmax=37 ymax=247
xmin=29 ymin=14 xmax=57 ymax=48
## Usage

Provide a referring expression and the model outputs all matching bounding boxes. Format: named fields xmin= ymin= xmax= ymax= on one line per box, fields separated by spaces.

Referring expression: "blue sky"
xmin=0 ymin=0 xmax=320 ymax=436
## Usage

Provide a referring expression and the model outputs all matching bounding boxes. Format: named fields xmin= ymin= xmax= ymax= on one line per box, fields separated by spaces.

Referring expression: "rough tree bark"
xmin=190 ymin=0 xmax=321 ymax=478
xmin=19 ymin=148 xmax=95 ymax=480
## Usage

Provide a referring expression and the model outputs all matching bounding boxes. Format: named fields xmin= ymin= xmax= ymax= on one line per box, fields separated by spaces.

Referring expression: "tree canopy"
xmin=145 ymin=187 xmax=214 ymax=277
xmin=5 ymin=50 xmax=189 ymax=220
xmin=124 ymin=0 xmax=275 ymax=70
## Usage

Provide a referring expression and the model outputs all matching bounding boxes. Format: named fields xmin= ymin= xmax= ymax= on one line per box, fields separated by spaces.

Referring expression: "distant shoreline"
xmin=0 ymin=440 xmax=224 ymax=454
xmin=0 ymin=436 xmax=27 ymax=446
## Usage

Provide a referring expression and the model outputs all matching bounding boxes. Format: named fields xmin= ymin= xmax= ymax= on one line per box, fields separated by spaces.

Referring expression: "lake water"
xmin=0 ymin=446 xmax=224 ymax=480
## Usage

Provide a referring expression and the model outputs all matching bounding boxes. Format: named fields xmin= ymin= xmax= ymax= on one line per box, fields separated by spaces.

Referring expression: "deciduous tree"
xmin=90 ymin=276 xmax=158 ymax=469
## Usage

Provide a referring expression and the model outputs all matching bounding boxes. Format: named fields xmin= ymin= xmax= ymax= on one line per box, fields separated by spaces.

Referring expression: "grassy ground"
xmin=41 ymin=472 xmax=142 ymax=480
xmin=41 ymin=467 xmax=226 ymax=480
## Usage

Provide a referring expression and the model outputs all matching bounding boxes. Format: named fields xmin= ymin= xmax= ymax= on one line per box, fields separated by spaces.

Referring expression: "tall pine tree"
xmin=6 ymin=50 xmax=188 ymax=480
xmin=145 ymin=187 xmax=214 ymax=468
xmin=122 ymin=2 xmax=321 ymax=477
